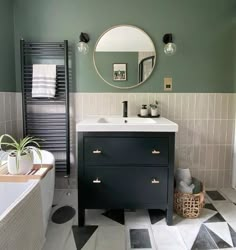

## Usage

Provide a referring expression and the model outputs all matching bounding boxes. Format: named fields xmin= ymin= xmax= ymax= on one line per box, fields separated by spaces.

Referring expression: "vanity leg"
xmin=166 ymin=207 xmax=173 ymax=226
xmin=79 ymin=208 xmax=85 ymax=227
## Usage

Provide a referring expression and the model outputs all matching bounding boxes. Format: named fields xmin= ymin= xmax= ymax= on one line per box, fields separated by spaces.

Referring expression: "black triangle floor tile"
xmin=72 ymin=225 xmax=98 ymax=250
xmin=204 ymin=213 xmax=225 ymax=223
xmin=206 ymin=226 xmax=232 ymax=248
xmin=228 ymin=224 xmax=236 ymax=247
xmin=204 ymin=203 xmax=217 ymax=211
xmin=130 ymin=229 xmax=152 ymax=248
xmin=51 ymin=206 xmax=76 ymax=224
xmin=206 ymin=191 xmax=226 ymax=200
xmin=102 ymin=209 xmax=124 ymax=225
xmin=191 ymin=225 xmax=218 ymax=250
xmin=148 ymin=209 xmax=165 ymax=224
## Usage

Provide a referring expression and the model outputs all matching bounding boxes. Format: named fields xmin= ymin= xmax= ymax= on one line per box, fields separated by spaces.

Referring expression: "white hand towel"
xmin=32 ymin=64 xmax=56 ymax=98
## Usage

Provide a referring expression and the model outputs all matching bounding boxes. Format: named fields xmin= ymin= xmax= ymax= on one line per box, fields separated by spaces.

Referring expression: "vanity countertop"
xmin=76 ymin=116 xmax=178 ymax=132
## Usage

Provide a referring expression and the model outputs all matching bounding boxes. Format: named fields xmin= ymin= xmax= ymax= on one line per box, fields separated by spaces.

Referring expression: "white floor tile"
xmin=86 ymin=209 xmax=121 ymax=226
xmin=177 ymin=224 xmax=201 ymax=250
xmin=205 ymin=222 xmax=233 ymax=247
xmin=96 ymin=226 xmax=126 ymax=250
xmin=152 ymin=225 xmax=187 ymax=250
xmin=42 ymin=219 xmax=74 ymax=250
xmin=213 ymin=202 xmax=236 ymax=223
xmin=125 ymin=209 xmax=151 ymax=226
xmin=63 ymin=230 xmax=77 ymax=250
xmin=173 ymin=208 xmax=216 ymax=225
xmin=81 ymin=229 xmax=97 ymax=250
xmin=221 ymin=188 xmax=236 ymax=203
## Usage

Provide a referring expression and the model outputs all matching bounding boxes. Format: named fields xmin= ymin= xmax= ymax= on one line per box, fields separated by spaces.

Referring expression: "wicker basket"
xmin=174 ymin=185 xmax=205 ymax=219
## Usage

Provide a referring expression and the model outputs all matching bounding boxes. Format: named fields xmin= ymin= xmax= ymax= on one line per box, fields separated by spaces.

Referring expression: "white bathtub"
xmin=0 ymin=150 xmax=55 ymax=233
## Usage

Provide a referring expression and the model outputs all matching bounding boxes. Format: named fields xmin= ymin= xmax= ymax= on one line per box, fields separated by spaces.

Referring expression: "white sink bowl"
xmin=76 ymin=116 xmax=178 ymax=132
xmin=97 ymin=117 xmax=156 ymax=124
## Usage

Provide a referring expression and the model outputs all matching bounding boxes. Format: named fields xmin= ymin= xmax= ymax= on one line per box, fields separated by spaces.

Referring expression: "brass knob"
xmin=93 ymin=149 xmax=102 ymax=154
xmin=93 ymin=178 xmax=101 ymax=184
xmin=151 ymin=178 xmax=160 ymax=184
xmin=152 ymin=150 xmax=160 ymax=154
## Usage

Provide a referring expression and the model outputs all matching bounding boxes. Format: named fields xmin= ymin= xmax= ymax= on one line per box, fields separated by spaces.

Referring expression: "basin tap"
xmin=122 ymin=101 xmax=128 ymax=117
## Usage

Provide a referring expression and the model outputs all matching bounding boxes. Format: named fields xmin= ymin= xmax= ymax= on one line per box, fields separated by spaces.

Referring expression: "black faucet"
xmin=122 ymin=101 xmax=128 ymax=117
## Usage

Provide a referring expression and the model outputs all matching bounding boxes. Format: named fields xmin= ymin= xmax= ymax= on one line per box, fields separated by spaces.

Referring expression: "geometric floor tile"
xmin=96 ymin=226 xmax=125 ymax=250
xmin=206 ymin=190 xmax=226 ymax=200
xmin=221 ymin=188 xmax=236 ymax=203
xmin=191 ymin=225 xmax=218 ymax=250
xmin=204 ymin=212 xmax=225 ymax=223
xmin=204 ymin=203 xmax=217 ymax=211
xmin=152 ymin=224 xmax=187 ymax=250
xmin=102 ymin=209 xmax=124 ymax=225
xmin=86 ymin=209 xmax=121 ymax=226
xmin=148 ymin=209 xmax=165 ymax=225
xmin=72 ymin=225 xmax=98 ymax=250
xmin=126 ymin=225 xmax=155 ymax=250
xmin=130 ymin=229 xmax=152 ymax=248
xmin=177 ymin=224 xmax=202 ymax=250
xmin=125 ymin=210 xmax=151 ymax=226
xmin=213 ymin=203 xmax=236 ymax=223
xmin=228 ymin=224 xmax=236 ymax=247
xmin=205 ymin=222 xmax=233 ymax=247
xmin=51 ymin=206 xmax=76 ymax=224
xmin=206 ymin=226 xmax=231 ymax=248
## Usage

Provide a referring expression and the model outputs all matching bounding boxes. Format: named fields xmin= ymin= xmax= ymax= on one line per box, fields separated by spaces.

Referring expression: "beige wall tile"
xmin=214 ymin=94 xmax=222 ymax=119
xmin=221 ymin=94 xmax=229 ymax=120
xmin=208 ymin=94 xmax=216 ymax=120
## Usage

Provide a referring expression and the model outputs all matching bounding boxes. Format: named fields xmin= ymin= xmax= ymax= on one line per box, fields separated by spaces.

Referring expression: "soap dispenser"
xmin=140 ymin=104 xmax=148 ymax=117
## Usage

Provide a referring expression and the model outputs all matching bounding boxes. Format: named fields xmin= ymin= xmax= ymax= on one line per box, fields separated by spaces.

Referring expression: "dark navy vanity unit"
xmin=77 ymin=131 xmax=176 ymax=226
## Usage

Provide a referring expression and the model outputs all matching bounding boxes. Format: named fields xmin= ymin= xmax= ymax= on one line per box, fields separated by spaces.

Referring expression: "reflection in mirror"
xmin=94 ymin=25 xmax=156 ymax=89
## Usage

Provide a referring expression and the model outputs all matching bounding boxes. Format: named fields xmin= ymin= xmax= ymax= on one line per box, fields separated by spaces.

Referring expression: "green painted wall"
xmin=95 ymin=52 xmax=138 ymax=87
xmin=13 ymin=0 xmax=235 ymax=93
xmin=0 ymin=0 xmax=15 ymax=92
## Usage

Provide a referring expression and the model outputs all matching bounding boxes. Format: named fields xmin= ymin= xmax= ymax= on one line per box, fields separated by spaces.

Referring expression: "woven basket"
xmin=174 ymin=185 xmax=205 ymax=219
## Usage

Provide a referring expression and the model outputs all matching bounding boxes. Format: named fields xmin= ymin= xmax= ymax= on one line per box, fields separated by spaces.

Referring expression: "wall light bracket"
xmin=163 ymin=33 xmax=176 ymax=56
xmin=77 ymin=32 xmax=90 ymax=55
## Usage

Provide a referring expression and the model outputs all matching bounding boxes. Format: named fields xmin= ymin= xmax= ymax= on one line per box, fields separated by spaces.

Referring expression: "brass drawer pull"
xmin=151 ymin=178 xmax=160 ymax=184
xmin=93 ymin=178 xmax=101 ymax=184
xmin=152 ymin=150 xmax=160 ymax=154
xmin=93 ymin=149 xmax=102 ymax=154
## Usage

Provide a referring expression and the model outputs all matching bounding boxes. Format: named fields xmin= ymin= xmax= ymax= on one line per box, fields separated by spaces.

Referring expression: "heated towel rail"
xmin=20 ymin=40 xmax=70 ymax=174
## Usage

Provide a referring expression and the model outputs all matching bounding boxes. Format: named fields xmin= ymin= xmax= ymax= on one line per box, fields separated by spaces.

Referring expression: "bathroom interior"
xmin=0 ymin=0 xmax=236 ymax=249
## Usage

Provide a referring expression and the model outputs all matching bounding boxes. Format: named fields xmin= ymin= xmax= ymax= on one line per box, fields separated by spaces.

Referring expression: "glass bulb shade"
xmin=164 ymin=42 xmax=177 ymax=56
xmin=77 ymin=41 xmax=89 ymax=54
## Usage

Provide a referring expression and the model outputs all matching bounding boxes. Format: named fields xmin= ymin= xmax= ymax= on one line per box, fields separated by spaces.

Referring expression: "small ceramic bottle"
xmin=140 ymin=105 xmax=148 ymax=117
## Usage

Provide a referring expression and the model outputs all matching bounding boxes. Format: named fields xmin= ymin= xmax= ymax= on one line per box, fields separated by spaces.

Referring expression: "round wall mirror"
xmin=93 ymin=25 xmax=156 ymax=89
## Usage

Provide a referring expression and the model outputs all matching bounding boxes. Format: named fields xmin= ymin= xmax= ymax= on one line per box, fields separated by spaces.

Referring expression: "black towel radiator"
xmin=20 ymin=40 xmax=70 ymax=175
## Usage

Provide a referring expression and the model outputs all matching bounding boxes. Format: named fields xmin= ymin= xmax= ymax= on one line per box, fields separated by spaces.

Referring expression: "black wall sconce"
xmin=163 ymin=33 xmax=177 ymax=56
xmin=77 ymin=32 xmax=90 ymax=55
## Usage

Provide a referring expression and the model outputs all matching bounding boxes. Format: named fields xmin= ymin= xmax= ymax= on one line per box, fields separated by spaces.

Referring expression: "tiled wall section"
xmin=71 ymin=93 xmax=236 ymax=189
xmin=0 ymin=92 xmax=22 ymax=140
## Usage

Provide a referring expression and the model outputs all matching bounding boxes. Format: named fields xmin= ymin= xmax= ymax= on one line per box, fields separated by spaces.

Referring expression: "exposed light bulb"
xmin=77 ymin=41 xmax=89 ymax=55
xmin=164 ymin=42 xmax=177 ymax=56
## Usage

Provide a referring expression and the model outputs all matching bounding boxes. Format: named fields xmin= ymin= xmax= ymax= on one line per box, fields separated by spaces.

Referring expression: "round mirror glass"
xmin=93 ymin=25 xmax=156 ymax=89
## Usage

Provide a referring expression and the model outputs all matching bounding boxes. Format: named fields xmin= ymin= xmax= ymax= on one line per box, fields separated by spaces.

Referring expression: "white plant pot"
xmin=8 ymin=151 xmax=34 ymax=175
xmin=150 ymin=108 xmax=158 ymax=117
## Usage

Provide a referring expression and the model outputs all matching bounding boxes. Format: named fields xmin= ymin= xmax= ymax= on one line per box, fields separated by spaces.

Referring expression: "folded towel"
xmin=177 ymin=181 xmax=195 ymax=194
xmin=32 ymin=64 xmax=56 ymax=98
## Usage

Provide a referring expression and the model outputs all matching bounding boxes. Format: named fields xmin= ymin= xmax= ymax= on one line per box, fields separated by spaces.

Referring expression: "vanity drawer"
xmin=82 ymin=167 xmax=168 ymax=208
xmin=84 ymin=137 xmax=169 ymax=166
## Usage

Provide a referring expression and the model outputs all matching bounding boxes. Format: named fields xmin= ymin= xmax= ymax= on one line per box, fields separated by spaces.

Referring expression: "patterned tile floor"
xmin=43 ymin=188 xmax=236 ymax=250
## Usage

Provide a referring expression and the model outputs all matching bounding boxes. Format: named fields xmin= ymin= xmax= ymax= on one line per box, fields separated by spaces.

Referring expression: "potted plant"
xmin=150 ymin=101 xmax=159 ymax=117
xmin=0 ymin=134 xmax=42 ymax=175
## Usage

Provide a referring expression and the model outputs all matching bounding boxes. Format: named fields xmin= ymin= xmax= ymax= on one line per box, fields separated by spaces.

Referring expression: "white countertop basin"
xmin=76 ymin=116 xmax=178 ymax=132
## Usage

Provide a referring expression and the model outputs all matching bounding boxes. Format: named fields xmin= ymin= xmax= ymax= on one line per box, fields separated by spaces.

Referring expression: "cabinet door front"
xmin=84 ymin=137 xmax=169 ymax=166
xmin=82 ymin=167 xmax=168 ymax=208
